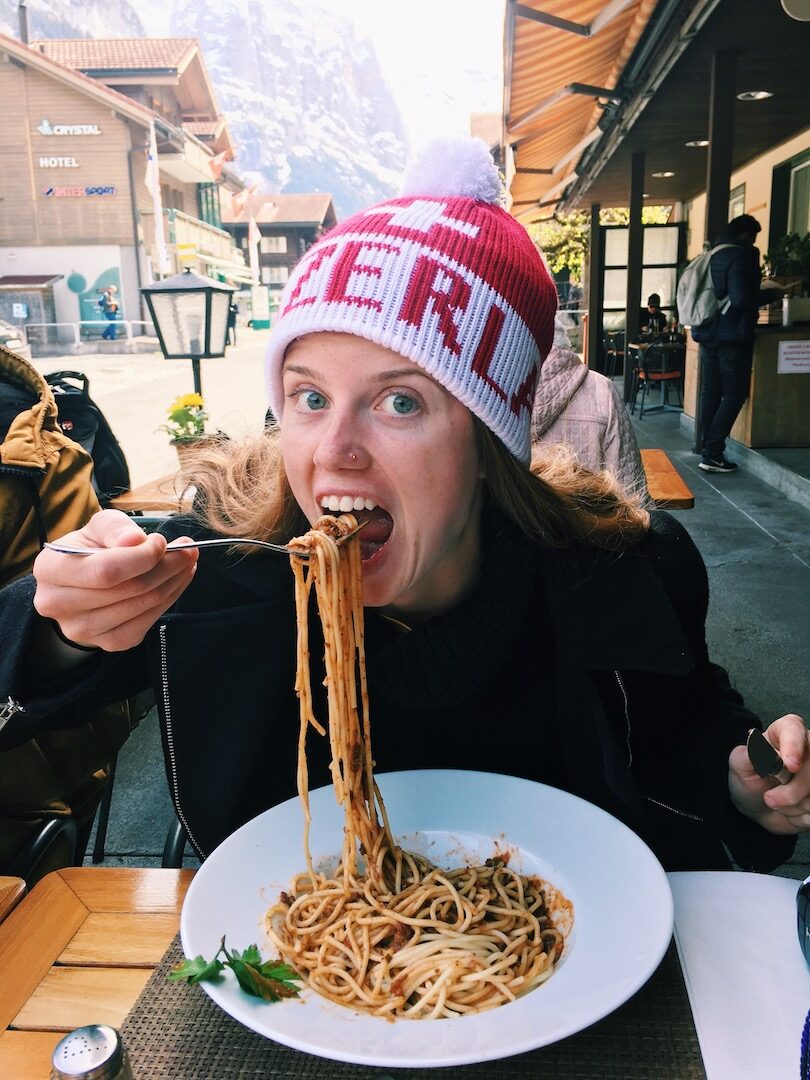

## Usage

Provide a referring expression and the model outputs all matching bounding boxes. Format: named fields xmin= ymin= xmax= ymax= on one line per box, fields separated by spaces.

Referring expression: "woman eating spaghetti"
xmin=4 ymin=137 xmax=809 ymax=882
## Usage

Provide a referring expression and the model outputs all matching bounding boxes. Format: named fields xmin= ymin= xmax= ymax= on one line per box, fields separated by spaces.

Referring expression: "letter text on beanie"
xmin=399 ymin=256 xmax=470 ymax=355
xmin=324 ymin=240 xmax=400 ymax=311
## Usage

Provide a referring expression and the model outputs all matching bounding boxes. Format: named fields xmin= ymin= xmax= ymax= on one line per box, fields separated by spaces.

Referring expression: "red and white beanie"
xmin=265 ymin=137 xmax=557 ymax=463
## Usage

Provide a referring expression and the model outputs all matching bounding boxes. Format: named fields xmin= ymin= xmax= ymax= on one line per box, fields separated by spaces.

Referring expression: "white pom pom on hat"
xmin=401 ymin=136 xmax=503 ymax=204
xmin=264 ymin=136 xmax=557 ymax=463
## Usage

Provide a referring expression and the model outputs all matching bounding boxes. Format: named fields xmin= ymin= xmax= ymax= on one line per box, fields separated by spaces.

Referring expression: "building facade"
xmin=0 ymin=34 xmax=248 ymax=340
xmin=222 ymin=193 xmax=337 ymax=303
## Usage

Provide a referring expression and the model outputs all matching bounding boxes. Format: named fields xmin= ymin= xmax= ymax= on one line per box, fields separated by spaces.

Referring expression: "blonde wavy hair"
xmin=182 ymin=418 xmax=648 ymax=552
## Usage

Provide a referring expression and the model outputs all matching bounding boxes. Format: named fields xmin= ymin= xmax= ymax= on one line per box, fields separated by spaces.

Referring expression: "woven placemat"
xmin=121 ymin=934 xmax=705 ymax=1079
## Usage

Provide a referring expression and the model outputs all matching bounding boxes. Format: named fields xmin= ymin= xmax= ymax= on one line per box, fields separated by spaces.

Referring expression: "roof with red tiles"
xmin=31 ymin=38 xmax=198 ymax=72
xmin=223 ymin=193 xmax=336 ymax=226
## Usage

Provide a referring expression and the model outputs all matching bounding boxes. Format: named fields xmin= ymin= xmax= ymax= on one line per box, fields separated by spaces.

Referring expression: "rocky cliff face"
xmin=1 ymin=0 xmax=407 ymax=215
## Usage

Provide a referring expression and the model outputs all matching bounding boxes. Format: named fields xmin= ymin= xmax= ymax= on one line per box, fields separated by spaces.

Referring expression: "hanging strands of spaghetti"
xmin=266 ymin=515 xmax=571 ymax=1019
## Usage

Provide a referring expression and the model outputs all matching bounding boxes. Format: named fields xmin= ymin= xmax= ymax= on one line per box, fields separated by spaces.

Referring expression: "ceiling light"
xmin=736 ymin=90 xmax=773 ymax=101
xmin=652 ymin=171 xmax=675 ymax=178
xmin=685 ymin=139 xmax=709 ymax=147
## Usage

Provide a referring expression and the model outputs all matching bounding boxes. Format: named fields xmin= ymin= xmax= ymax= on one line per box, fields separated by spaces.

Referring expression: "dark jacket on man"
xmin=0 ymin=509 xmax=793 ymax=875
xmin=691 ymin=236 xmax=773 ymax=344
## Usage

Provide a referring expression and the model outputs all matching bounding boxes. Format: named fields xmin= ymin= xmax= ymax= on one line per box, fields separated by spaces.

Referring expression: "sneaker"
xmin=699 ymin=456 xmax=738 ymax=473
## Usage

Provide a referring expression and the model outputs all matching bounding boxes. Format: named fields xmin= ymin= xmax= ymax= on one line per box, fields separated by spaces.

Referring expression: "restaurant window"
xmin=601 ymin=224 xmax=685 ymax=332
xmin=260 ymin=236 xmax=287 ymax=254
xmin=729 ymin=184 xmax=746 ymax=221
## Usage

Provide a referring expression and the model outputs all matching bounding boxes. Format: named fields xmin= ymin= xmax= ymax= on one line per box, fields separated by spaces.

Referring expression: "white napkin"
xmin=670 ymin=871 xmax=810 ymax=1080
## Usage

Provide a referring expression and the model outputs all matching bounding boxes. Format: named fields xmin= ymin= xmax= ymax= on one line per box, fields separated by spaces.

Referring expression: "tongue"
xmin=352 ymin=506 xmax=393 ymax=556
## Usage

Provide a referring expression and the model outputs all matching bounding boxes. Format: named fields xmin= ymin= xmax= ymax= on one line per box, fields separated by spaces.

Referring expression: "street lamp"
xmin=141 ymin=268 xmax=234 ymax=397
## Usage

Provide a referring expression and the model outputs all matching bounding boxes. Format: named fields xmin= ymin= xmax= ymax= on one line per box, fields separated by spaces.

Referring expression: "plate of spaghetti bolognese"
xmin=181 ymin=768 xmax=673 ymax=1068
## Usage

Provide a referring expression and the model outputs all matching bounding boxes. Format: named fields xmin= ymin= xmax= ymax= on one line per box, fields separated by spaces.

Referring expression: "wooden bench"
xmin=641 ymin=449 xmax=694 ymax=509
xmin=108 ymin=474 xmax=192 ymax=515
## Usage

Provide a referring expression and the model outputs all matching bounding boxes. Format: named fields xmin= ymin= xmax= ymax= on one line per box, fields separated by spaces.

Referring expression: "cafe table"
xmin=0 ymin=867 xmax=806 ymax=1079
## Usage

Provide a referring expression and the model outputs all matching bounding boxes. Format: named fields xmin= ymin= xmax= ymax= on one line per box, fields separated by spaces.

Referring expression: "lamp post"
xmin=141 ymin=268 xmax=234 ymax=398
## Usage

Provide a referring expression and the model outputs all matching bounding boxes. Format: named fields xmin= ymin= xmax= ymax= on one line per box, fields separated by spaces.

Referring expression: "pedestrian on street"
xmin=98 ymin=286 xmax=119 ymax=342
xmin=227 ymin=300 xmax=238 ymax=346
xmin=692 ymin=215 xmax=780 ymax=474
xmin=5 ymin=138 xmax=809 ymax=874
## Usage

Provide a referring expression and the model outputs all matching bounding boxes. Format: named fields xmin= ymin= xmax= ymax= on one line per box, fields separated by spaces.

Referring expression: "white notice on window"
xmin=777 ymin=339 xmax=810 ymax=373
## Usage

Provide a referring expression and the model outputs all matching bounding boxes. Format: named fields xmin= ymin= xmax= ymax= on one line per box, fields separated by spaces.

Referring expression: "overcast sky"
xmin=316 ymin=0 xmax=505 ymax=149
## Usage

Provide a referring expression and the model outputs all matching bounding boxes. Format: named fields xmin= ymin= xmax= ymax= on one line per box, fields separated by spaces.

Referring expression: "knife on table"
xmin=747 ymin=727 xmax=794 ymax=785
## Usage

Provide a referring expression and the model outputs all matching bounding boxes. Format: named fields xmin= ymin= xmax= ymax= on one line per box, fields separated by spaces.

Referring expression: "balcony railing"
xmin=140 ymin=209 xmax=245 ymax=275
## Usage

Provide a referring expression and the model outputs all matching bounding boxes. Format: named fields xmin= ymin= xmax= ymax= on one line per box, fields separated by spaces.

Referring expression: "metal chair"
xmin=631 ymin=341 xmax=685 ymax=418
xmin=604 ymin=330 xmax=625 ymax=379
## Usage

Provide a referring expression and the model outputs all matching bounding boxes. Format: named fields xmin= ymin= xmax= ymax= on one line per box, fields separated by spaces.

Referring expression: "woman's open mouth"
xmin=319 ymin=495 xmax=393 ymax=561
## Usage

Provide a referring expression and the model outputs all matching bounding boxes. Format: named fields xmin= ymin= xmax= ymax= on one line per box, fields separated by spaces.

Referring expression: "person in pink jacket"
xmin=532 ymin=318 xmax=648 ymax=501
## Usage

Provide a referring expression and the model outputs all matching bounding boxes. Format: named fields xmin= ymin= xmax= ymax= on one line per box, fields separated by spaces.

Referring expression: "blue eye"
xmin=382 ymin=392 xmax=418 ymax=416
xmin=300 ymin=390 xmax=327 ymax=411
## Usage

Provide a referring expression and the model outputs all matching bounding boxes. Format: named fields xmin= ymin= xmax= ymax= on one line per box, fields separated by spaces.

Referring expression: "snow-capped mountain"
xmin=1 ymin=0 xmax=409 ymax=215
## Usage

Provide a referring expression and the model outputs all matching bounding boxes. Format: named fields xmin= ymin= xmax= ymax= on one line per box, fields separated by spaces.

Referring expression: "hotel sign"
xmin=38 ymin=118 xmax=101 ymax=136
xmin=43 ymin=185 xmax=117 ymax=197
xmin=39 ymin=156 xmax=80 ymax=168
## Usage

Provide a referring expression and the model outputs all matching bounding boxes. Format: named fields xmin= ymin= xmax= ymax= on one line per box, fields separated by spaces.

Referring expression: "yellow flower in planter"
xmin=159 ymin=393 xmax=210 ymax=442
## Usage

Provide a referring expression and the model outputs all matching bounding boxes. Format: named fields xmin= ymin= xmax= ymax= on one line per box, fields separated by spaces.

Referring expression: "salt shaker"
xmin=50 ymin=1025 xmax=133 ymax=1080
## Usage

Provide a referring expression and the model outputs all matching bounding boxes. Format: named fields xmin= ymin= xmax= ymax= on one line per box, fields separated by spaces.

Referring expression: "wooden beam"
xmin=704 ymin=50 xmax=737 ymax=243
xmin=624 ymin=152 xmax=645 ymax=400
xmin=586 ymin=203 xmax=603 ymax=371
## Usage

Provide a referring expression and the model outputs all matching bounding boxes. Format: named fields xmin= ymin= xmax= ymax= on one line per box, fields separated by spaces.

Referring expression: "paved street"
xmin=32 ymin=328 xmax=272 ymax=488
xmin=29 ymin=343 xmax=810 ymax=878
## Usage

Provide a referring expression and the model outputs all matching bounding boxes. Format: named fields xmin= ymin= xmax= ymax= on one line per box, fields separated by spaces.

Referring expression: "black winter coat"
xmin=0 ymin=511 xmax=793 ymax=874
xmin=691 ymin=236 xmax=772 ymax=344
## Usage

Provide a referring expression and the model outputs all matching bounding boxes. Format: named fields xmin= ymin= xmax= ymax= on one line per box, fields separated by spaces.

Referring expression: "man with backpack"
xmin=687 ymin=215 xmax=780 ymax=473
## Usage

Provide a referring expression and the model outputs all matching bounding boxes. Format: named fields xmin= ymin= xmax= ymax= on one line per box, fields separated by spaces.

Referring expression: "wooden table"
xmin=0 ymin=868 xmax=194 ymax=1080
xmin=640 ymin=448 xmax=694 ymax=509
xmin=108 ymin=474 xmax=192 ymax=515
xmin=0 ymin=878 xmax=25 ymax=924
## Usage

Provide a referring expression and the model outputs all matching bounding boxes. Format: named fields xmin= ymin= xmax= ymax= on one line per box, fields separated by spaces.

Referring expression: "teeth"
xmin=319 ymin=495 xmax=378 ymax=512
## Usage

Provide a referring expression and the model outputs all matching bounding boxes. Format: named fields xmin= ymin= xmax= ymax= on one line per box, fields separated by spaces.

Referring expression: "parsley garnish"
xmin=169 ymin=936 xmax=302 ymax=1002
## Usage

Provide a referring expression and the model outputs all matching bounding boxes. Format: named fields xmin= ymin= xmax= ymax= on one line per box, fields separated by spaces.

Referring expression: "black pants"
xmin=698 ymin=341 xmax=753 ymax=459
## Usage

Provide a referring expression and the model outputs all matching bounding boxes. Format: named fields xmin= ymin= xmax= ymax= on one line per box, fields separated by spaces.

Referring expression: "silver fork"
xmin=44 ymin=526 xmax=364 ymax=558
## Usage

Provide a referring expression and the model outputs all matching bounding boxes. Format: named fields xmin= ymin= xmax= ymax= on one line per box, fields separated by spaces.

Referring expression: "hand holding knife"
xmin=747 ymin=727 xmax=794 ymax=785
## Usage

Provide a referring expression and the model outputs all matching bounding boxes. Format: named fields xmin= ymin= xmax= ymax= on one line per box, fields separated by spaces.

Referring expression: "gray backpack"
xmin=676 ymin=243 xmax=735 ymax=328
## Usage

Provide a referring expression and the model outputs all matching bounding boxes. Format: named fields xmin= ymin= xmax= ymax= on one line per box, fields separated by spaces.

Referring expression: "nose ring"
xmin=350 ymin=452 xmax=357 ymax=462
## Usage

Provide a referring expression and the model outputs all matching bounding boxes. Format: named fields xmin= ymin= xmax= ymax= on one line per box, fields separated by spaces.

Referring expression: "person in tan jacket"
xmin=532 ymin=319 xmax=648 ymax=501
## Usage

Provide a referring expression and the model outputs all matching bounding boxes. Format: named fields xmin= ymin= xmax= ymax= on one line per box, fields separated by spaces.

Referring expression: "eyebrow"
xmin=283 ymin=364 xmax=436 ymax=385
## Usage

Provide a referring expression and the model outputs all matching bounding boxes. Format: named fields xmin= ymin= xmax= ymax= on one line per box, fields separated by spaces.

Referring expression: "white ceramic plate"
xmin=181 ymin=769 xmax=673 ymax=1068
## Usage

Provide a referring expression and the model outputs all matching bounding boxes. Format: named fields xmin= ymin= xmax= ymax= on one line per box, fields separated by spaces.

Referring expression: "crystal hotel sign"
xmin=37 ymin=118 xmax=102 ymax=136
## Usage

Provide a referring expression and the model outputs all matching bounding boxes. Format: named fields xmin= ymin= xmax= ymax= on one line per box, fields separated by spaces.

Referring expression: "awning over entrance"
xmin=195 ymin=252 xmax=254 ymax=285
xmin=505 ymin=0 xmax=810 ymax=220
xmin=504 ymin=0 xmax=658 ymax=222
xmin=0 ymin=275 xmax=63 ymax=288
